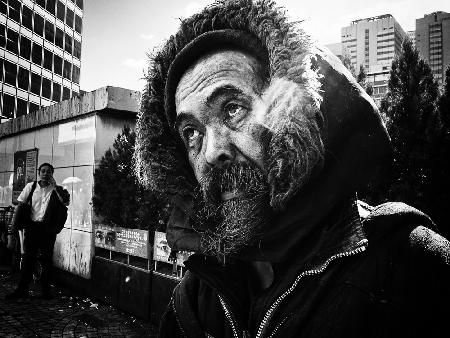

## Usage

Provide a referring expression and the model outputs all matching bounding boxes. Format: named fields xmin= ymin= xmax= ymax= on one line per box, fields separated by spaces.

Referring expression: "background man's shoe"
xmin=4 ymin=289 xmax=29 ymax=300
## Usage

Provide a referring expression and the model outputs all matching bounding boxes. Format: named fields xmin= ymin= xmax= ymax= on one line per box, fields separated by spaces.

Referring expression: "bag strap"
xmin=26 ymin=181 xmax=37 ymax=205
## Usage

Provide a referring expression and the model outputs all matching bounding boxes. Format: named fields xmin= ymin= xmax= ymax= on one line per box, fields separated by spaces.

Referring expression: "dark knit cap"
xmin=164 ymin=29 xmax=270 ymax=128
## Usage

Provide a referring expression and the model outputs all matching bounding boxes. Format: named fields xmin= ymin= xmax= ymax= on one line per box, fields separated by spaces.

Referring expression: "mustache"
xmin=190 ymin=162 xmax=271 ymax=257
xmin=196 ymin=162 xmax=268 ymax=204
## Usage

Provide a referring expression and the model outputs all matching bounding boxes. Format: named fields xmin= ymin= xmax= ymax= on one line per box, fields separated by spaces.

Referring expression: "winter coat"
xmin=159 ymin=201 xmax=450 ymax=338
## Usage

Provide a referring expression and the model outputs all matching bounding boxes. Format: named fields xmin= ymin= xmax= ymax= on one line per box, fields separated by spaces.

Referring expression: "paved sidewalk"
xmin=0 ymin=267 xmax=158 ymax=338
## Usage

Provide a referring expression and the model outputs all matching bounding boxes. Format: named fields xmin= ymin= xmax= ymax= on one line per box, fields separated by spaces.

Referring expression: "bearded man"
xmin=134 ymin=1 xmax=450 ymax=337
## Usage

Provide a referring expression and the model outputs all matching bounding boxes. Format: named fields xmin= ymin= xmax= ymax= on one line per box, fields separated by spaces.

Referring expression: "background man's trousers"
xmin=18 ymin=222 xmax=57 ymax=292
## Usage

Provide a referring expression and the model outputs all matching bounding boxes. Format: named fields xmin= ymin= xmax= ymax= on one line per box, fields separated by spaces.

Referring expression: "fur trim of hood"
xmin=134 ymin=0 xmax=318 ymax=202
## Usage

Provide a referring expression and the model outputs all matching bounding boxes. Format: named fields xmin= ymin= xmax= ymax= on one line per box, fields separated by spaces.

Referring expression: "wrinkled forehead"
xmin=175 ymin=49 xmax=264 ymax=111
xmin=164 ymin=30 xmax=270 ymax=128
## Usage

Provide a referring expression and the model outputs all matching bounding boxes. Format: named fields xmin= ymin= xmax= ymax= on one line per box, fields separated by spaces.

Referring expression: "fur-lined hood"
xmin=134 ymin=0 xmax=391 ymax=262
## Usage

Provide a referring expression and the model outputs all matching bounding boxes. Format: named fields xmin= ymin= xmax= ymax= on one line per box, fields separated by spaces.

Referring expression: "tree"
xmin=429 ymin=66 xmax=450 ymax=235
xmin=92 ymin=126 xmax=169 ymax=231
xmin=364 ymin=39 xmax=441 ymax=221
xmin=438 ymin=66 xmax=450 ymax=123
xmin=356 ymin=64 xmax=373 ymax=96
xmin=341 ymin=53 xmax=356 ymax=78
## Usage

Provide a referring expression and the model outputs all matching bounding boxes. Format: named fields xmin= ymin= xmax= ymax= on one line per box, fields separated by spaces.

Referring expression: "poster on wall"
xmin=12 ymin=149 xmax=38 ymax=203
xmin=153 ymin=231 xmax=191 ymax=267
xmin=94 ymin=224 xmax=150 ymax=259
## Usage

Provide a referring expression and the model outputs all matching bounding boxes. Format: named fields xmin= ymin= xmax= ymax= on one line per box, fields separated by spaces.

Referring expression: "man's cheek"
xmin=235 ymin=123 xmax=267 ymax=170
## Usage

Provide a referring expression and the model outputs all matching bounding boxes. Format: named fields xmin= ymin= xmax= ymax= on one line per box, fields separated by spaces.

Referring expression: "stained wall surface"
xmin=0 ymin=86 xmax=139 ymax=278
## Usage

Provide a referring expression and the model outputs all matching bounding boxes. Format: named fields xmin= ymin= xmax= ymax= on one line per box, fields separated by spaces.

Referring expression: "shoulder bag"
xmin=10 ymin=181 xmax=37 ymax=232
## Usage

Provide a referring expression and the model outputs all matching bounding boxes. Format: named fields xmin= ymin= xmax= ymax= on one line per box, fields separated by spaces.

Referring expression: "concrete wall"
xmin=0 ymin=86 xmax=140 ymax=278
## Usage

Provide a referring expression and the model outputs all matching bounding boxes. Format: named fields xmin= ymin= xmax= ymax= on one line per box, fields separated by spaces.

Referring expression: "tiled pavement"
xmin=0 ymin=267 xmax=158 ymax=338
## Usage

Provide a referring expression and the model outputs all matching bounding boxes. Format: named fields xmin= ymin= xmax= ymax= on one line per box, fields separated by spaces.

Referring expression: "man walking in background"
xmin=5 ymin=163 xmax=69 ymax=300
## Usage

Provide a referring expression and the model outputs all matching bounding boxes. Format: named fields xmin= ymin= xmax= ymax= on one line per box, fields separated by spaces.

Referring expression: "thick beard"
xmin=191 ymin=163 xmax=271 ymax=258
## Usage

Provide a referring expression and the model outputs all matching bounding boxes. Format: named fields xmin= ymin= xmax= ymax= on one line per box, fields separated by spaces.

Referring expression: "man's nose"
xmin=204 ymin=127 xmax=234 ymax=167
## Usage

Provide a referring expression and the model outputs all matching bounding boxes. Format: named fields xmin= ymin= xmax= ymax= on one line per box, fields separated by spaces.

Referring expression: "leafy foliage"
xmin=93 ymin=126 xmax=169 ymax=231
xmin=362 ymin=39 xmax=450 ymax=235
xmin=341 ymin=53 xmax=356 ymax=78
xmin=356 ymin=64 xmax=373 ymax=96
xmin=429 ymin=66 xmax=450 ymax=233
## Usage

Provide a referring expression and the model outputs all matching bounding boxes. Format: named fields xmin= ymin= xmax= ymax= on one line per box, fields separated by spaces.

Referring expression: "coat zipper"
xmin=218 ymin=294 xmax=241 ymax=338
xmin=256 ymin=240 xmax=368 ymax=338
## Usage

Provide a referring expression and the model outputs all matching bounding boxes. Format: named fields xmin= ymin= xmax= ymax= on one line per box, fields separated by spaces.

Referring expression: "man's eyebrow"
xmin=205 ymin=85 xmax=249 ymax=106
xmin=175 ymin=112 xmax=195 ymax=131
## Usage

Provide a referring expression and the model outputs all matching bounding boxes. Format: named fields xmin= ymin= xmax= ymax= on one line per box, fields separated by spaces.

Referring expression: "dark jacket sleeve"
xmin=406 ymin=225 xmax=450 ymax=337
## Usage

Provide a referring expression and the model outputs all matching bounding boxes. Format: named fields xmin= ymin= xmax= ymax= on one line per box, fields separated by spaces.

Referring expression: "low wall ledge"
xmin=0 ymin=86 xmax=141 ymax=139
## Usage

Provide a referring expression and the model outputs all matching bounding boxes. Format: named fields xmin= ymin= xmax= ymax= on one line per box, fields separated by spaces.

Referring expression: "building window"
xmin=16 ymin=98 xmax=28 ymax=117
xmin=8 ymin=0 xmax=21 ymax=23
xmin=32 ymin=42 xmax=43 ymax=66
xmin=43 ymin=48 xmax=53 ymax=71
xmin=0 ymin=0 xmax=6 ymax=15
xmin=29 ymin=102 xmax=40 ymax=114
xmin=20 ymin=36 xmax=31 ymax=60
xmin=21 ymin=5 xmax=33 ymax=31
xmin=42 ymin=77 xmax=52 ymax=99
xmin=4 ymin=60 xmax=17 ymax=86
xmin=63 ymin=59 xmax=72 ymax=80
xmin=65 ymin=33 xmax=72 ymax=53
xmin=34 ymin=13 xmax=44 ymax=37
xmin=72 ymin=65 xmax=80 ymax=83
xmin=0 ymin=59 xmax=3 ymax=81
xmin=62 ymin=86 xmax=70 ymax=100
xmin=2 ymin=94 xmax=15 ymax=118
xmin=57 ymin=1 xmax=65 ymax=22
xmin=0 ymin=23 xmax=5 ymax=48
xmin=75 ymin=14 xmax=82 ymax=34
xmin=46 ymin=0 xmax=56 ymax=15
xmin=6 ymin=28 xmax=19 ymax=54
xmin=54 ymin=54 xmax=63 ymax=75
xmin=55 ymin=27 xmax=64 ymax=49
xmin=76 ymin=0 xmax=83 ymax=10
xmin=45 ymin=20 xmax=55 ymax=44
xmin=36 ymin=0 xmax=45 ymax=9
xmin=74 ymin=39 xmax=81 ymax=59
xmin=52 ymin=82 xmax=61 ymax=101
xmin=66 ymin=8 xmax=74 ymax=29
xmin=18 ymin=67 xmax=29 ymax=90
xmin=30 ymin=72 xmax=42 ymax=95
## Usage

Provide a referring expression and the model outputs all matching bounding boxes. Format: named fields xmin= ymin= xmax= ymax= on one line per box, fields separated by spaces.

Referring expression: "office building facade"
xmin=1 ymin=0 xmax=83 ymax=121
xmin=407 ymin=30 xmax=416 ymax=46
xmin=416 ymin=11 xmax=450 ymax=85
xmin=341 ymin=14 xmax=406 ymax=105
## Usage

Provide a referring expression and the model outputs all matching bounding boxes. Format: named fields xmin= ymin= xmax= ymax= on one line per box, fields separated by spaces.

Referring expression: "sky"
xmin=80 ymin=0 xmax=450 ymax=93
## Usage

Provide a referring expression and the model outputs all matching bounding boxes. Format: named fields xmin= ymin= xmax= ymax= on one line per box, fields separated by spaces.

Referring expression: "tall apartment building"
xmin=416 ymin=11 xmax=450 ymax=85
xmin=341 ymin=14 xmax=406 ymax=105
xmin=407 ymin=30 xmax=416 ymax=46
xmin=1 ymin=0 xmax=83 ymax=121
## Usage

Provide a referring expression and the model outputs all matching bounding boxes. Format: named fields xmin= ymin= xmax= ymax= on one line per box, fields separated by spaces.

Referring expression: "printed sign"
xmin=153 ymin=231 xmax=191 ymax=267
xmin=94 ymin=225 xmax=149 ymax=259
xmin=13 ymin=149 xmax=38 ymax=203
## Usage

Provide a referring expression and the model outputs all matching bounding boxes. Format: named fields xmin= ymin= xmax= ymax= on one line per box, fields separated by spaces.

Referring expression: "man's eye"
xmin=225 ymin=103 xmax=248 ymax=121
xmin=182 ymin=127 xmax=202 ymax=146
